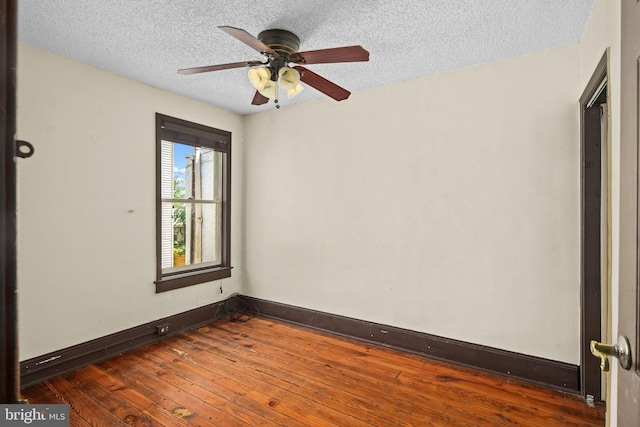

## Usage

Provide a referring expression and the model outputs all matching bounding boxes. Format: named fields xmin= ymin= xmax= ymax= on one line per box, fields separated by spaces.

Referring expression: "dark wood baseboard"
xmin=245 ymin=296 xmax=580 ymax=393
xmin=20 ymin=300 xmax=233 ymax=388
xmin=20 ymin=295 xmax=580 ymax=394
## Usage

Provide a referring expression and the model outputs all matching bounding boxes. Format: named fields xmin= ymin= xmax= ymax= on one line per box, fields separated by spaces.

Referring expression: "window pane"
xmin=164 ymin=142 xmax=222 ymax=202
xmin=199 ymin=150 xmax=223 ymax=202
xmin=172 ymin=142 xmax=193 ymax=200
xmin=200 ymin=202 xmax=222 ymax=264
xmin=162 ymin=201 xmax=222 ymax=271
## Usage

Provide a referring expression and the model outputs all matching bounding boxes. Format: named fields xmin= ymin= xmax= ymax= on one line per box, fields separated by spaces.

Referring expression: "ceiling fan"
xmin=178 ymin=26 xmax=370 ymax=107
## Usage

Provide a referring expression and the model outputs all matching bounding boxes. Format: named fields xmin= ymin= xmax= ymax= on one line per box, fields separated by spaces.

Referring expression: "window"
xmin=155 ymin=113 xmax=231 ymax=292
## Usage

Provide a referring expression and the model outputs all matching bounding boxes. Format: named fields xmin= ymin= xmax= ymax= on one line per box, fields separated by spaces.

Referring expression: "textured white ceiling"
xmin=18 ymin=0 xmax=595 ymax=115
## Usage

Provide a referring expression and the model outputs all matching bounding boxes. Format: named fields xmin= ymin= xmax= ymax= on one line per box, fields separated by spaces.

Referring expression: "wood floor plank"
xmin=21 ymin=383 xmax=61 ymax=405
xmin=239 ymin=319 xmax=604 ymax=426
xmin=77 ymin=364 xmax=155 ymax=414
xmin=99 ymin=354 xmax=245 ymax=426
xmin=21 ymin=384 xmax=93 ymax=427
xmin=211 ymin=320 xmax=554 ymax=426
xmin=181 ymin=328 xmax=420 ymax=426
xmin=252 ymin=317 xmax=590 ymax=411
xmin=21 ymin=316 xmax=605 ymax=426
xmin=165 ymin=331 xmax=425 ymax=427
xmin=129 ymin=347 xmax=297 ymax=427
xmin=239 ymin=317 xmax=605 ymax=426
xmin=45 ymin=376 xmax=125 ymax=425
xmin=236 ymin=318 xmax=602 ymax=426
xmin=64 ymin=370 xmax=152 ymax=425
xmin=184 ymin=324 xmax=505 ymax=426
xmin=140 ymin=341 xmax=365 ymax=427
xmin=95 ymin=359 xmax=215 ymax=427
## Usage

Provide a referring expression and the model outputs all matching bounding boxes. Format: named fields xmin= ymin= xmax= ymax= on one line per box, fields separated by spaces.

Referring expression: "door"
xmin=618 ymin=0 xmax=640 ymax=424
xmin=0 ymin=0 xmax=19 ymax=403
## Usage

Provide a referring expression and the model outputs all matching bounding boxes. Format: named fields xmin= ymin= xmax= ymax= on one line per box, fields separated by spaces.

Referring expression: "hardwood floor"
xmin=22 ymin=316 xmax=605 ymax=426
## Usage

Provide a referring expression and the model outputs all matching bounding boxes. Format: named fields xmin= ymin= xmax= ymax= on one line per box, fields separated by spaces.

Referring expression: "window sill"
xmin=155 ymin=266 xmax=232 ymax=293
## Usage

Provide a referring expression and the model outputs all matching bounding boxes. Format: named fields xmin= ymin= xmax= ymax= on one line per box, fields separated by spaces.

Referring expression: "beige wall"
xmin=243 ymin=45 xmax=581 ymax=363
xmin=16 ymin=43 xmax=244 ymax=360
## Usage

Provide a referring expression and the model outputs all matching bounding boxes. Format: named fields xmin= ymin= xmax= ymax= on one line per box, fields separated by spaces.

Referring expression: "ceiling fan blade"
xmin=290 ymin=46 xmax=369 ymax=65
xmin=294 ymin=66 xmax=351 ymax=101
xmin=178 ymin=61 xmax=263 ymax=75
xmin=219 ymin=26 xmax=278 ymax=56
xmin=251 ymin=91 xmax=269 ymax=105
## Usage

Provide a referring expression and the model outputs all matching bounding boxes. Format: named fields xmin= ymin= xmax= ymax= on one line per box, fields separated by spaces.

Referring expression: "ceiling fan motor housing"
xmin=258 ymin=29 xmax=300 ymax=57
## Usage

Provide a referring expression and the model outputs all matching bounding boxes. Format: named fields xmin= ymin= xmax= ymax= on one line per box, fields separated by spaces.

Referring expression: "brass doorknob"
xmin=590 ymin=336 xmax=632 ymax=371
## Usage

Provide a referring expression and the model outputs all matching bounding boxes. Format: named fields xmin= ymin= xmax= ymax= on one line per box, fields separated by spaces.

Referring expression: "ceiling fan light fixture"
xmin=286 ymin=83 xmax=304 ymax=98
xmin=278 ymin=67 xmax=300 ymax=88
xmin=248 ymin=67 xmax=271 ymax=91
xmin=258 ymin=80 xmax=277 ymax=99
xmin=279 ymin=67 xmax=304 ymax=98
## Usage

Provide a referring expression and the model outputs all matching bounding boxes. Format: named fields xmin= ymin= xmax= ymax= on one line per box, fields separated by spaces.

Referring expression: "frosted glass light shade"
xmin=248 ymin=67 xmax=271 ymax=91
xmin=258 ymin=80 xmax=277 ymax=99
xmin=286 ymin=83 xmax=304 ymax=98
xmin=279 ymin=67 xmax=303 ymax=98
xmin=278 ymin=67 xmax=300 ymax=88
